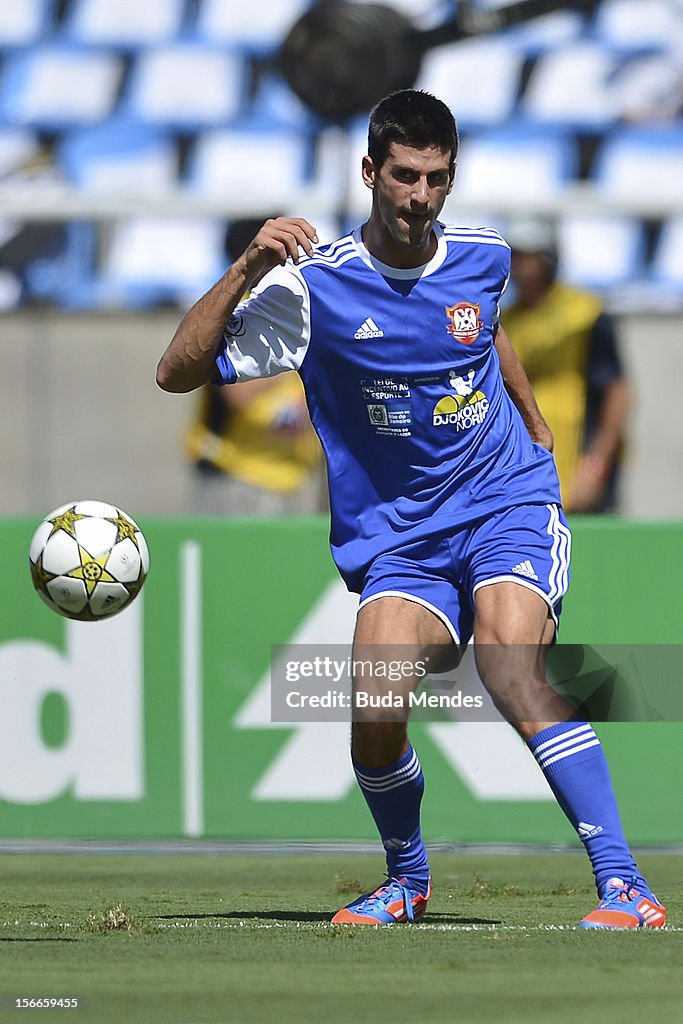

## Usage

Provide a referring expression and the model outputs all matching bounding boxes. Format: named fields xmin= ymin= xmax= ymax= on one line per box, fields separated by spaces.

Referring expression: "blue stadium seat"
xmin=57 ymin=120 xmax=178 ymax=193
xmin=0 ymin=0 xmax=56 ymax=49
xmin=185 ymin=127 xmax=310 ymax=208
xmin=121 ymin=44 xmax=244 ymax=128
xmin=60 ymin=0 xmax=186 ymax=50
xmin=0 ymin=46 xmax=124 ymax=130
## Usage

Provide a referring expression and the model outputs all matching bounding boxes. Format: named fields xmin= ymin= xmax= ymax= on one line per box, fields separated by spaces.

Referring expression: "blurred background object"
xmin=504 ymin=217 xmax=629 ymax=513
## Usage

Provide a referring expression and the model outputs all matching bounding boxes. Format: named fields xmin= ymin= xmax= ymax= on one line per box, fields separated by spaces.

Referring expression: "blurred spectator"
xmin=185 ymin=217 xmax=325 ymax=516
xmin=504 ymin=218 xmax=629 ymax=512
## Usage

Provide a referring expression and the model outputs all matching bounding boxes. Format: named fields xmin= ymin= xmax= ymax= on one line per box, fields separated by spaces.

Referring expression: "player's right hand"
xmin=244 ymin=217 xmax=319 ymax=277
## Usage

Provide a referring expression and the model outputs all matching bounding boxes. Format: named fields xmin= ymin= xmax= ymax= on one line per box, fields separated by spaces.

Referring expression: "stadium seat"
xmin=593 ymin=0 xmax=682 ymax=52
xmin=121 ymin=44 xmax=244 ymax=128
xmin=493 ymin=9 xmax=585 ymax=55
xmin=650 ymin=217 xmax=683 ymax=292
xmin=0 ymin=46 xmax=123 ymax=129
xmin=593 ymin=126 xmax=683 ymax=204
xmin=0 ymin=0 xmax=56 ymax=48
xmin=186 ymin=127 xmax=309 ymax=208
xmin=452 ymin=127 xmax=577 ymax=204
xmin=416 ymin=39 xmax=524 ymax=131
xmin=0 ymin=126 xmax=41 ymax=175
xmin=557 ymin=213 xmax=645 ymax=291
xmin=192 ymin=0 xmax=309 ymax=50
xmin=57 ymin=121 xmax=178 ymax=193
xmin=61 ymin=0 xmax=186 ymax=49
xmin=520 ymin=43 xmax=619 ymax=129
xmin=88 ymin=216 xmax=226 ymax=308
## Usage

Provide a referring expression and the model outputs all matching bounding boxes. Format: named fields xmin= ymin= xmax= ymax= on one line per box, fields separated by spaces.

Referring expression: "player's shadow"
xmin=155 ymin=910 xmax=500 ymax=925
xmin=0 ymin=936 xmax=79 ymax=942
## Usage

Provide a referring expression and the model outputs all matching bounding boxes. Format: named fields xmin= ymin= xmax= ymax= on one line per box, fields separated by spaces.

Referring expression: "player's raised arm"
xmin=495 ymin=324 xmax=554 ymax=452
xmin=156 ymin=217 xmax=318 ymax=394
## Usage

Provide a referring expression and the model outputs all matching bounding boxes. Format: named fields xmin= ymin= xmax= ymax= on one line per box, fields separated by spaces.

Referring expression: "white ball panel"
xmin=75 ymin=500 xmax=119 ymax=518
xmin=29 ymin=521 xmax=53 ymax=563
xmin=46 ymin=576 xmax=88 ymax=615
xmin=89 ymin=582 xmax=131 ymax=617
xmin=107 ymin=538 xmax=141 ymax=582
xmin=74 ymin=516 xmax=117 ymax=555
xmin=42 ymin=532 xmax=80 ymax=574
xmin=136 ymin=532 xmax=150 ymax=575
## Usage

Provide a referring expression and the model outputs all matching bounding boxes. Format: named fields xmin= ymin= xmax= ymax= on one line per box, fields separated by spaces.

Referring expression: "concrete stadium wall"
xmin=1 ymin=310 xmax=682 ymax=518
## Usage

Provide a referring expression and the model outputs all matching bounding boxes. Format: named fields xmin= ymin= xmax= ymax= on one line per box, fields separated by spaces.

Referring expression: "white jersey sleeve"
xmin=214 ymin=262 xmax=311 ymax=383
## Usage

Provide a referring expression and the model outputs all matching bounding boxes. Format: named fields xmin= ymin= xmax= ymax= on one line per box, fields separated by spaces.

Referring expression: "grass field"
xmin=0 ymin=851 xmax=680 ymax=1024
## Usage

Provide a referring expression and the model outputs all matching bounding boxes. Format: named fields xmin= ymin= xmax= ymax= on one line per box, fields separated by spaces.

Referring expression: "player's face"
xmin=362 ymin=142 xmax=454 ymax=267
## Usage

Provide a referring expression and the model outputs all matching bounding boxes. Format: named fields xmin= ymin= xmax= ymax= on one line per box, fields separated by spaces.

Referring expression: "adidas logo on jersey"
xmin=511 ymin=559 xmax=539 ymax=581
xmin=354 ymin=317 xmax=384 ymax=339
xmin=578 ymin=821 xmax=604 ymax=839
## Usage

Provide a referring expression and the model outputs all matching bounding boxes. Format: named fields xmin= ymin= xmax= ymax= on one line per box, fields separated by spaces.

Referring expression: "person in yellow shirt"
xmin=185 ymin=218 xmax=324 ymax=515
xmin=504 ymin=219 xmax=629 ymax=513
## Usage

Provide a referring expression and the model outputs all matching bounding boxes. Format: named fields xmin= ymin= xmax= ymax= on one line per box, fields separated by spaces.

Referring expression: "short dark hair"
xmin=368 ymin=89 xmax=458 ymax=171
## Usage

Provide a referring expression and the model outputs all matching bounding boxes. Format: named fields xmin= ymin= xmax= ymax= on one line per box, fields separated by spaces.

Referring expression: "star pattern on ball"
xmin=66 ymin=547 xmax=118 ymax=596
xmin=30 ymin=553 xmax=56 ymax=591
xmin=47 ymin=506 xmax=87 ymax=540
xmin=106 ymin=513 xmax=137 ymax=544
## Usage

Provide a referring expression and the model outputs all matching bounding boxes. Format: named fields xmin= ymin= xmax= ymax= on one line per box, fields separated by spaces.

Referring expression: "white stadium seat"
xmin=0 ymin=0 xmax=55 ymax=48
xmin=593 ymin=0 xmax=683 ymax=52
xmin=193 ymin=0 xmax=309 ymax=48
xmin=557 ymin=213 xmax=645 ymax=291
xmin=521 ymin=43 xmax=619 ymax=129
xmin=61 ymin=0 xmax=185 ymax=48
xmin=58 ymin=121 xmax=178 ymax=193
xmin=417 ymin=39 xmax=524 ymax=131
xmin=122 ymin=45 xmax=244 ymax=127
xmin=593 ymin=127 xmax=683 ymax=204
xmin=0 ymin=46 xmax=123 ymax=128
xmin=453 ymin=128 xmax=577 ymax=203
xmin=186 ymin=128 xmax=309 ymax=207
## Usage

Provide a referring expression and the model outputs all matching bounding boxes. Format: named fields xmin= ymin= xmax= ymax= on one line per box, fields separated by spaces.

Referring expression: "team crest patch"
xmin=445 ymin=302 xmax=483 ymax=345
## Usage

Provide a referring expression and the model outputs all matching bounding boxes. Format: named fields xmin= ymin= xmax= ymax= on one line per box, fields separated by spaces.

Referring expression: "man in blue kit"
xmin=157 ymin=90 xmax=665 ymax=930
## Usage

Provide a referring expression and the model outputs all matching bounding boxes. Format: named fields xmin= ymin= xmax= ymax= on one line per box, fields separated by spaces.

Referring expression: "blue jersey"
xmin=214 ymin=224 xmax=561 ymax=591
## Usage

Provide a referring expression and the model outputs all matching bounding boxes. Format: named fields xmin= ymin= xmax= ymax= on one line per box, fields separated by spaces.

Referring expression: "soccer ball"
xmin=29 ymin=500 xmax=150 ymax=621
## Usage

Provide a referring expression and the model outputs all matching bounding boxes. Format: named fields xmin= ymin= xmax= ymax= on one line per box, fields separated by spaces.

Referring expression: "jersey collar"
xmin=352 ymin=223 xmax=447 ymax=279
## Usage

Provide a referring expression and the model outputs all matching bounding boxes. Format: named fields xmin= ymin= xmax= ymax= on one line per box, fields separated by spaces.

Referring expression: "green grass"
xmin=0 ymin=852 xmax=680 ymax=1024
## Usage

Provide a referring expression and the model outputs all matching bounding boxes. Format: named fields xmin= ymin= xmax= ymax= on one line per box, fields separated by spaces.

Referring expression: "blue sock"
xmin=353 ymin=744 xmax=430 ymax=895
xmin=528 ymin=722 xmax=646 ymax=897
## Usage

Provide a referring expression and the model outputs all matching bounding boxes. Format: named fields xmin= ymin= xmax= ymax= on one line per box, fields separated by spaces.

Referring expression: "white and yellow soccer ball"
xmin=29 ymin=500 xmax=150 ymax=621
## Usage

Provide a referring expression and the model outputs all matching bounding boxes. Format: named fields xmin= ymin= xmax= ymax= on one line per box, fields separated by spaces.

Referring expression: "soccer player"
xmin=157 ymin=90 xmax=665 ymax=930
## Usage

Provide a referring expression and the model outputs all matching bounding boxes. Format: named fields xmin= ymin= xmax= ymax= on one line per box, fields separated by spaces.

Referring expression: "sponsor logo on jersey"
xmin=367 ymin=404 xmax=389 ymax=426
xmin=354 ymin=317 xmax=385 ymax=339
xmin=433 ymin=390 xmax=489 ymax=430
xmin=445 ymin=302 xmax=483 ymax=345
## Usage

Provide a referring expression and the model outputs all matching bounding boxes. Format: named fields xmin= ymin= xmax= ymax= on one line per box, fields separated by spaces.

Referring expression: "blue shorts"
xmin=358 ymin=503 xmax=571 ymax=644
